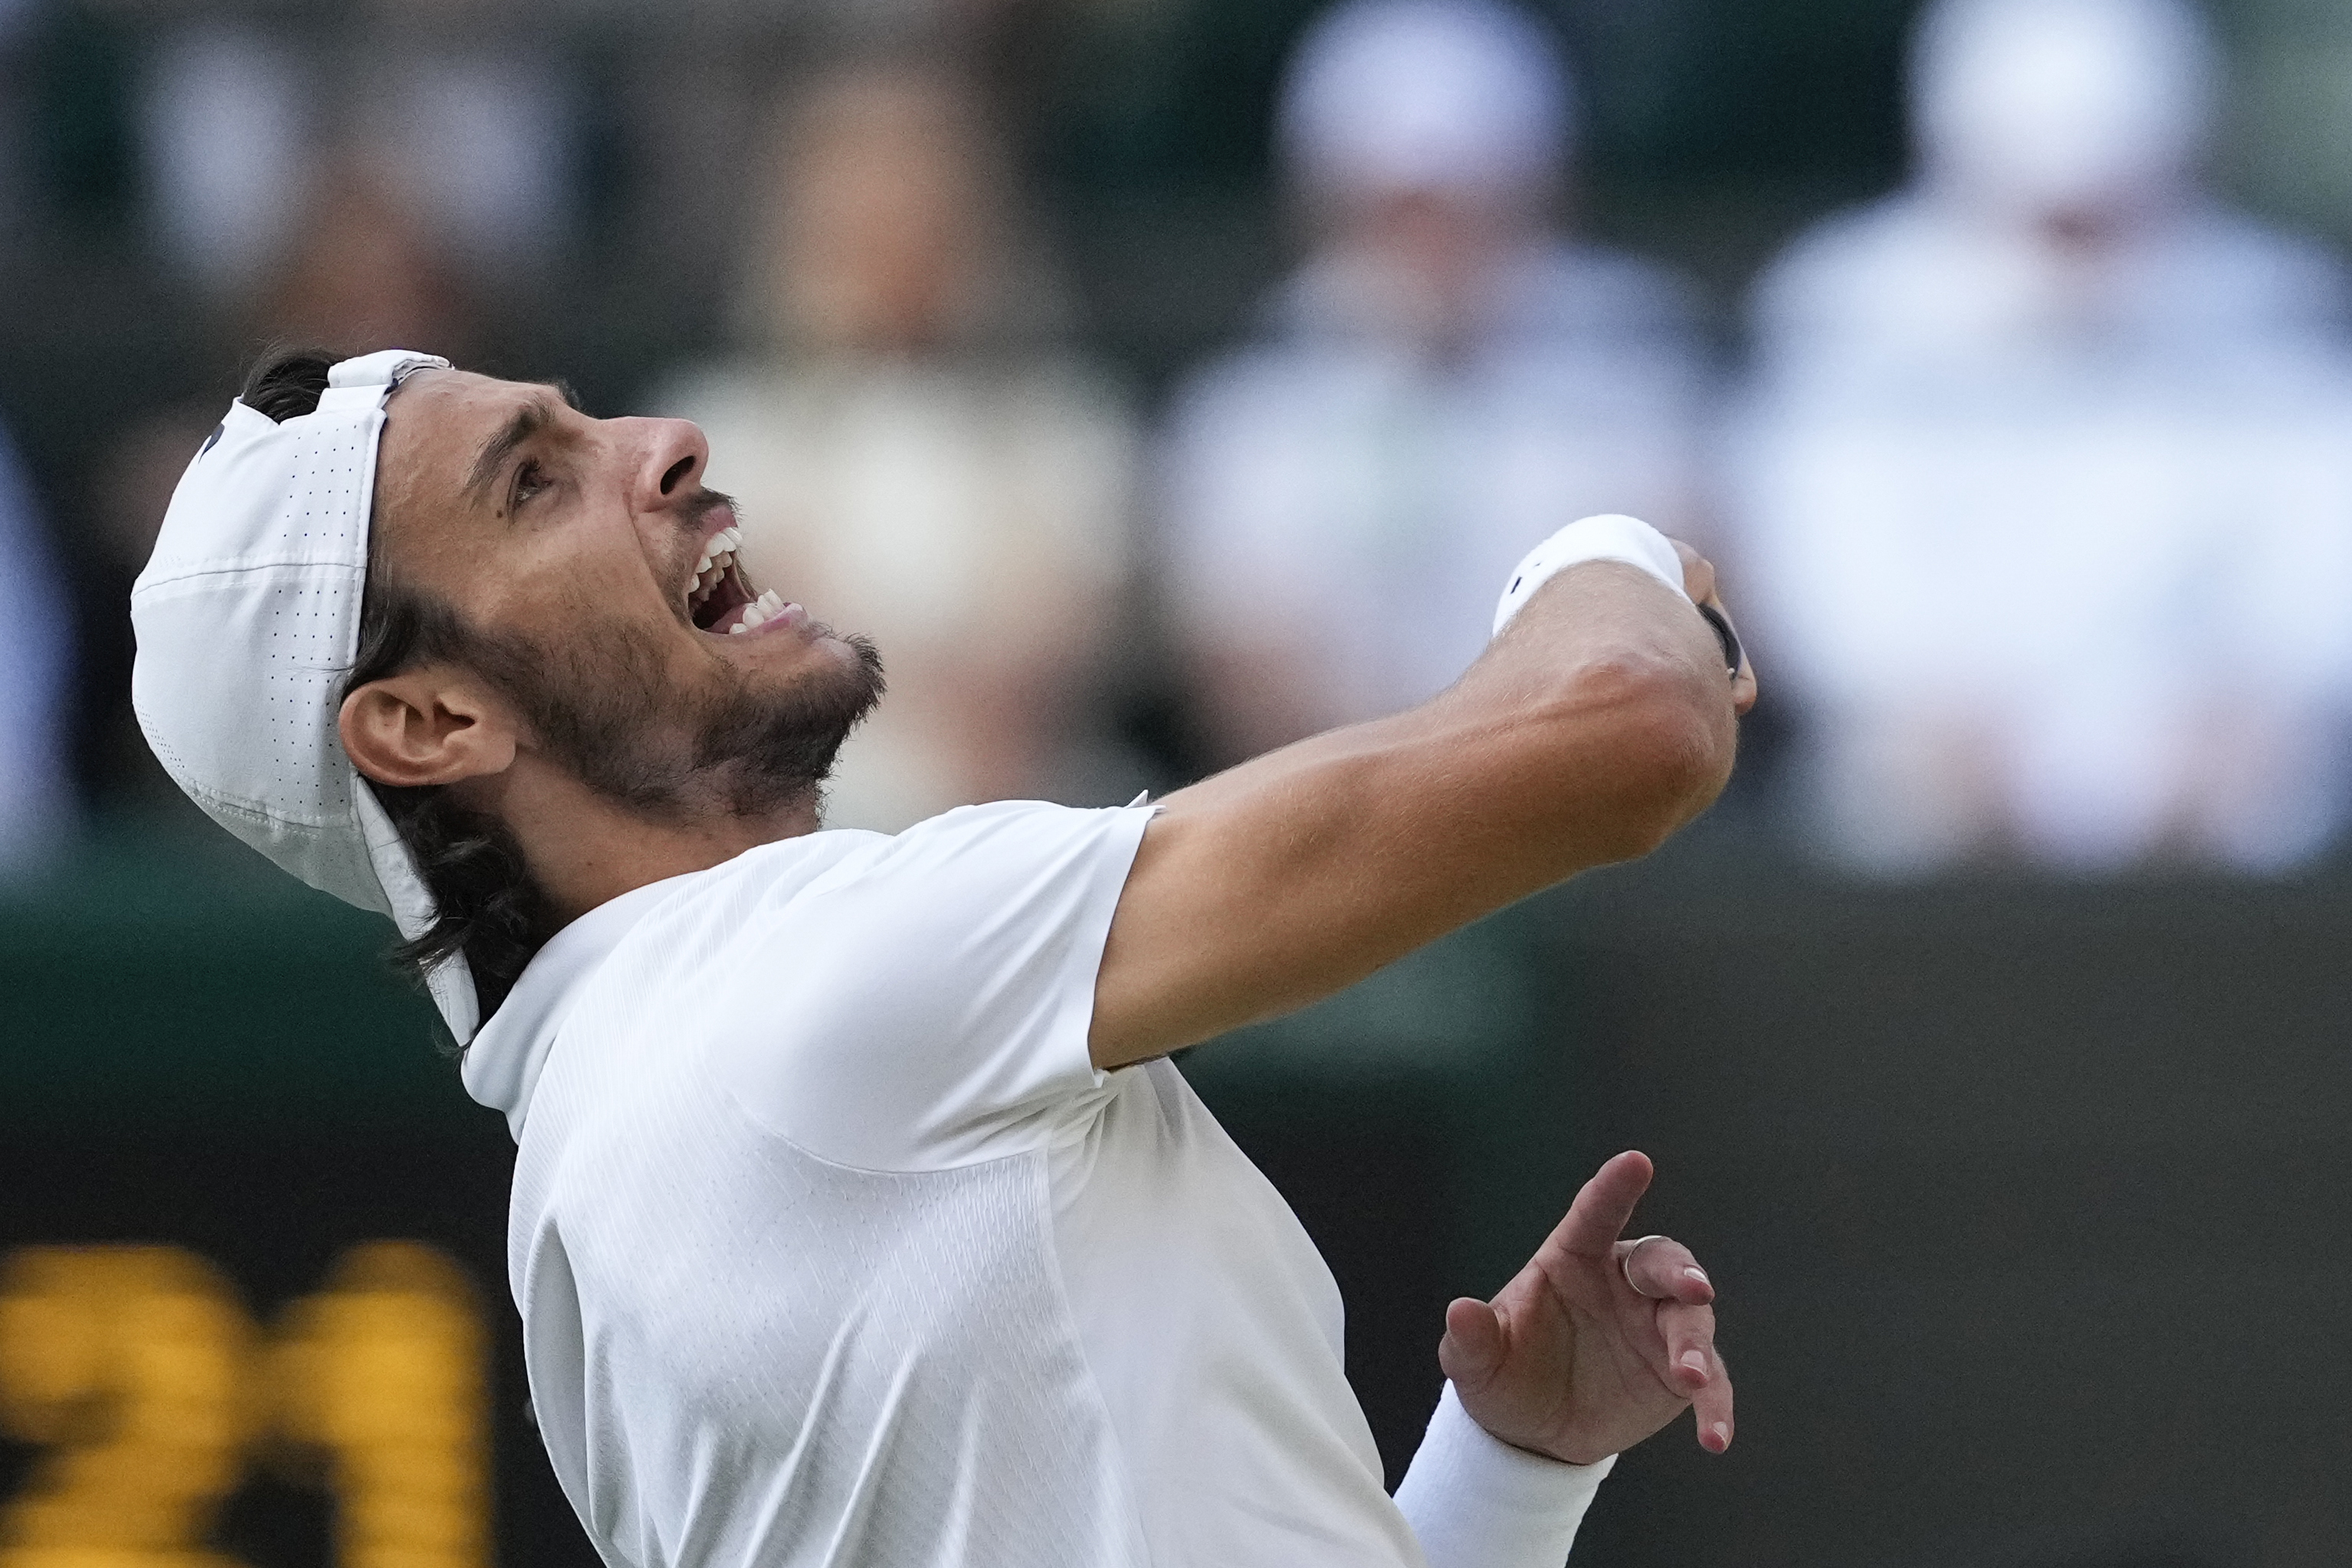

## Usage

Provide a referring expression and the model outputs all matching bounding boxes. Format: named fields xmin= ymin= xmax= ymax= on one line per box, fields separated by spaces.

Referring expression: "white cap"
xmin=1277 ymin=0 xmax=1574 ymax=206
xmin=1914 ymin=0 xmax=2216 ymax=220
xmin=128 ymin=349 xmax=479 ymax=1042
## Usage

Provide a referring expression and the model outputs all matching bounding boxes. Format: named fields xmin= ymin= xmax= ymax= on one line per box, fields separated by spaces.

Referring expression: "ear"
xmin=337 ymin=664 xmax=517 ymax=789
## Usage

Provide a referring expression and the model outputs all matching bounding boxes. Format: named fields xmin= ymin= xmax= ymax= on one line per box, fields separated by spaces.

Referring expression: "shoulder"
xmin=2163 ymin=205 xmax=2351 ymax=323
xmin=1755 ymin=197 xmax=1924 ymax=294
xmin=1746 ymin=195 xmax=1973 ymax=356
xmin=682 ymin=806 xmax=1150 ymax=944
xmin=1517 ymin=242 xmax=1706 ymax=340
xmin=702 ymin=804 xmax=1156 ymax=1170
xmin=1163 ymin=339 xmax=1343 ymax=434
xmin=867 ymin=800 xmax=1156 ymax=883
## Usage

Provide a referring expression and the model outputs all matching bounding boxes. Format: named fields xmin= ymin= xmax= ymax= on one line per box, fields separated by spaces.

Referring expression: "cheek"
xmin=511 ymin=531 xmax=676 ymax=631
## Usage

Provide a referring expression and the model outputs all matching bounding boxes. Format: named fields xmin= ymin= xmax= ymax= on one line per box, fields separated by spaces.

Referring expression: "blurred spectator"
xmin=94 ymin=156 xmax=487 ymax=576
xmin=134 ymin=3 xmax=575 ymax=296
xmin=658 ymin=58 xmax=1137 ymax=831
xmin=1727 ymin=0 xmax=2352 ymax=874
xmin=1160 ymin=0 xmax=1708 ymax=764
xmin=0 ymin=422 xmax=69 ymax=869
xmin=250 ymin=155 xmax=485 ymax=361
xmin=84 ymin=154 xmax=491 ymax=815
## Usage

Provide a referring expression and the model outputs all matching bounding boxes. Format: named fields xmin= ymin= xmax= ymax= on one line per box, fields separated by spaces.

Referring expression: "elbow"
xmin=1559 ymin=651 xmax=1737 ymax=863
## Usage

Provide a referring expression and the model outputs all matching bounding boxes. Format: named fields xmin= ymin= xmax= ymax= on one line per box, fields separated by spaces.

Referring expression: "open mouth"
xmin=684 ymin=526 xmax=792 ymax=635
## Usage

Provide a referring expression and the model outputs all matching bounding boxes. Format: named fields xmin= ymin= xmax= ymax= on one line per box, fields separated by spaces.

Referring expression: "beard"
xmin=464 ymin=609 xmax=886 ymax=824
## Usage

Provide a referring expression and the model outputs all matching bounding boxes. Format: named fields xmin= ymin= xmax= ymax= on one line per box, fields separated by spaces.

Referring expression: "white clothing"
xmin=1751 ymin=195 xmax=2346 ymax=379
xmin=1396 ymin=1384 xmax=1612 ymax=1568
xmin=1164 ymin=241 xmax=1705 ymax=734
xmin=1730 ymin=195 xmax=2352 ymax=871
xmin=467 ymin=800 xmax=1600 ymax=1567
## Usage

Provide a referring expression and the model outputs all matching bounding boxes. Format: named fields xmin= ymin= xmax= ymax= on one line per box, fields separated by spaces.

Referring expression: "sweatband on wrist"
xmin=1392 ymin=1382 xmax=1616 ymax=1568
xmin=1491 ymin=513 xmax=1690 ymax=638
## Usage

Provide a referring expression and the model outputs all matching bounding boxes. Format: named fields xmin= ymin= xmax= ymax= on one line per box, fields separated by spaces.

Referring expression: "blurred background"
xmin=5 ymin=0 xmax=2352 ymax=1562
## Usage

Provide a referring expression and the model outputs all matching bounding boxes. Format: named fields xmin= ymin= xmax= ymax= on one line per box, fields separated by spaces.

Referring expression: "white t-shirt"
xmin=462 ymin=801 xmax=1434 ymax=1568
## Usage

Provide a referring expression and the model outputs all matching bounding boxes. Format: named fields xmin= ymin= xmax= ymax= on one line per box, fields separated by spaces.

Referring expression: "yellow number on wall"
xmin=0 ymin=1246 xmax=258 ymax=1568
xmin=0 ymin=1242 xmax=490 ymax=1568
xmin=271 ymin=1244 xmax=489 ymax=1568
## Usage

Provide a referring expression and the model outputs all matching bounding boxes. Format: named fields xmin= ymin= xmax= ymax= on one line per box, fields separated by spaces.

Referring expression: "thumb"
xmin=1437 ymin=1296 xmax=1504 ymax=1389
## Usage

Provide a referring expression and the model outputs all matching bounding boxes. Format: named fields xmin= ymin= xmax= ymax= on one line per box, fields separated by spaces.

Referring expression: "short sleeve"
xmin=707 ymin=801 xmax=1156 ymax=1172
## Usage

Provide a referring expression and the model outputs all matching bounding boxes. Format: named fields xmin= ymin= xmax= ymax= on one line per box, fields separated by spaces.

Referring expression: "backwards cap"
xmin=129 ymin=349 xmax=479 ymax=1041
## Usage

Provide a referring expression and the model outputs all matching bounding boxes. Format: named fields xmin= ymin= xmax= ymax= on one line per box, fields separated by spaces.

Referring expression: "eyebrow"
xmin=463 ymin=385 xmax=578 ymax=507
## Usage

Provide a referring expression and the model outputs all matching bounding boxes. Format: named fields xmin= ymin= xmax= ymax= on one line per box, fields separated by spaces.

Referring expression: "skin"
xmin=339 ymin=370 xmax=871 ymax=919
xmin=1445 ymin=1150 xmax=1733 ymax=1463
xmin=340 ymin=368 xmax=1755 ymax=1468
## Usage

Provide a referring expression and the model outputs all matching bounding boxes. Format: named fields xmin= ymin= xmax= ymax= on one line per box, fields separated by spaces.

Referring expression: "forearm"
xmin=1448 ymin=557 xmax=1737 ymax=852
xmin=1093 ymin=546 xmax=1740 ymax=1064
xmin=1395 ymin=1383 xmax=1615 ymax=1568
xmin=1166 ymin=566 xmax=1730 ymax=958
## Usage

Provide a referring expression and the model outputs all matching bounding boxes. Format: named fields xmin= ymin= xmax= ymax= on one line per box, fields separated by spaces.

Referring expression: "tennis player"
xmin=131 ymin=348 xmax=1757 ymax=1567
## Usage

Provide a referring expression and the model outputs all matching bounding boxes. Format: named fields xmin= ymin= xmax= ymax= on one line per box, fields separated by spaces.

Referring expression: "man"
xmin=1729 ymin=0 xmax=2352 ymax=872
xmin=131 ymin=348 xmax=1755 ymax=1566
xmin=1164 ymin=0 xmax=1709 ymax=765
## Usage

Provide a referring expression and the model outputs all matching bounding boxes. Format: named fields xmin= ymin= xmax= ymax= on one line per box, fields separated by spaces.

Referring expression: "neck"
xmin=471 ymin=752 xmax=821 ymax=926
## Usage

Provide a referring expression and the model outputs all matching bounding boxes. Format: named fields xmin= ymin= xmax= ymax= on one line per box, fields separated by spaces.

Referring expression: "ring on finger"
xmin=1620 ymin=1235 xmax=1671 ymax=1297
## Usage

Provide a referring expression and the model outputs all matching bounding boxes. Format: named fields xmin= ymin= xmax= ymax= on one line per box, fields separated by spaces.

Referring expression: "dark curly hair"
xmin=243 ymin=349 xmax=556 ymax=1027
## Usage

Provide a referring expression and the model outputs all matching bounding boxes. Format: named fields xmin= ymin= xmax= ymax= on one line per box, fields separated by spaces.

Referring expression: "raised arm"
xmin=1090 ymin=535 xmax=1753 ymax=1068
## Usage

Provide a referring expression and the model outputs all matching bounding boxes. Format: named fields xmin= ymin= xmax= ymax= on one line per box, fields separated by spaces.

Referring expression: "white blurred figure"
xmin=137 ymin=21 xmax=307 ymax=293
xmin=1729 ymin=0 xmax=2352 ymax=874
xmin=135 ymin=5 xmax=573 ymax=294
xmin=660 ymin=61 xmax=1136 ymax=832
xmin=1161 ymin=0 xmax=1708 ymax=763
xmin=0 ymin=428 xmax=71 ymax=872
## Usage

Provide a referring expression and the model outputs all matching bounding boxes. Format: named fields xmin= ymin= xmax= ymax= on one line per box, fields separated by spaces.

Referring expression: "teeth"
xmin=687 ymin=550 xmax=740 ymax=609
xmin=733 ymin=589 xmax=786 ymax=633
xmin=693 ymin=534 xmax=738 ymax=579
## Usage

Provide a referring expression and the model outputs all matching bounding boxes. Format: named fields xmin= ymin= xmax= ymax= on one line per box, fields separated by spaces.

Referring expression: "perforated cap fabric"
xmin=129 ymin=349 xmax=479 ymax=1041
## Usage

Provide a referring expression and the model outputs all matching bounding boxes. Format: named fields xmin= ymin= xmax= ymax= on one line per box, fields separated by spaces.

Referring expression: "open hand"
xmin=1438 ymin=1150 xmax=1732 ymax=1466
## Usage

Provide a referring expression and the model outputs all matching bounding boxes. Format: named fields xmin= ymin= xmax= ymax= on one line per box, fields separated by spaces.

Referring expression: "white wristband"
xmin=1492 ymin=513 xmax=1690 ymax=638
xmin=1393 ymin=1383 xmax=1615 ymax=1568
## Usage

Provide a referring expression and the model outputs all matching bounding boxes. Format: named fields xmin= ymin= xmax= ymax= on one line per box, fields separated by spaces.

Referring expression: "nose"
xmin=627 ymin=417 xmax=710 ymax=513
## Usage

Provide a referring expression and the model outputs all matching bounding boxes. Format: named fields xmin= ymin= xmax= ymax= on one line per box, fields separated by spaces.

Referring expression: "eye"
xmin=512 ymin=459 xmax=550 ymax=509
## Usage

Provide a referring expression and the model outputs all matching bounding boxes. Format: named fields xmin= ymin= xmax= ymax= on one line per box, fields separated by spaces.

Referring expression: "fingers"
xmin=1668 ymin=536 xmax=1758 ymax=715
xmin=1691 ymin=1345 xmax=1734 ymax=1453
xmin=1547 ymin=1150 xmax=1655 ymax=1259
xmin=1705 ymin=599 xmax=1758 ymax=715
xmin=1671 ymin=538 xmax=1717 ymax=605
xmin=1658 ymin=1301 xmax=1734 ymax=1452
xmin=1613 ymin=1235 xmax=1714 ymax=1305
xmin=1435 ymin=1296 xmax=1504 ymax=1388
xmin=1656 ymin=1299 xmax=1716 ymax=1391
